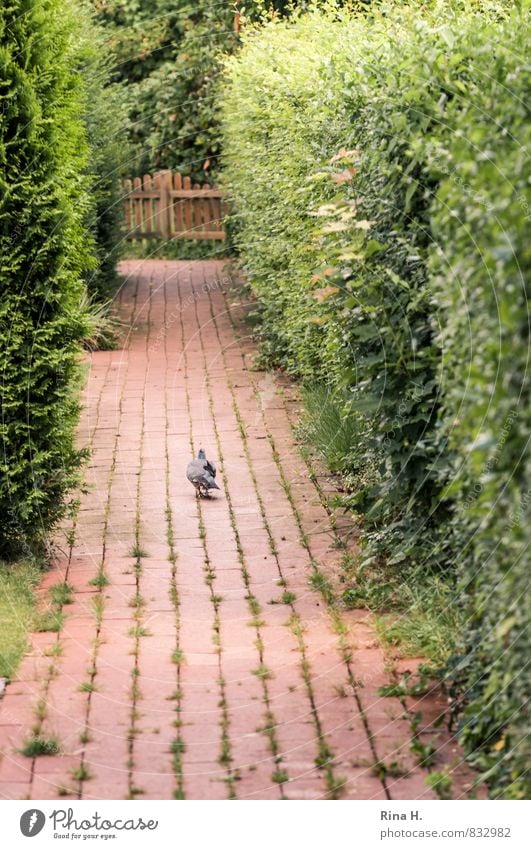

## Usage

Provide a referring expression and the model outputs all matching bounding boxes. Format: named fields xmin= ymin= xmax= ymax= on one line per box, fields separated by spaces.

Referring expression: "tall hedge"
xmin=79 ymin=6 xmax=128 ymax=299
xmin=221 ymin=0 xmax=530 ymax=797
xmin=0 ymin=0 xmax=94 ymax=557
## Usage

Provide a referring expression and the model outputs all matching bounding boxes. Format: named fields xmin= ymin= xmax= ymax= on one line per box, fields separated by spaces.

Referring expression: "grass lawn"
xmin=0 ymin=560 xmax=41 ymax=679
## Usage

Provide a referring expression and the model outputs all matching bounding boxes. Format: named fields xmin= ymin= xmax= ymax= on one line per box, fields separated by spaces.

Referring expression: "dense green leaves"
xmin=221 ymin=0 xmax=530 ymax=797
xmin=0 ymin=0 xmax=95 ymax=556
xmin=92 ymin=1 xmax=312 ymax=179
xmin=93 ymin=0 xmax=237 ymax=179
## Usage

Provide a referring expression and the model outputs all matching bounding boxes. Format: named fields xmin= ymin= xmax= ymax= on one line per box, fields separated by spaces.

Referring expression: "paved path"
xmin=0 ymin=260 xmax=478 ymax=800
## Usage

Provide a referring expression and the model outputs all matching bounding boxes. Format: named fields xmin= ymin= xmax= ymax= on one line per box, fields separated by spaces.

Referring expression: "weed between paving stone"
xmin=199 ymin=273 xmax=293 ymax=797
xmin=71 ymin=274 xmax=141 ymax=799
xmin=220 ymin=283 xmax=395 ymax=801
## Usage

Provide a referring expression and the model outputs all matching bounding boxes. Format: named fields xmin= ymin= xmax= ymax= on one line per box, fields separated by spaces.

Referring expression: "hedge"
xmin=0 ymin=0 xmax=96 ymax=556
xmin=80 ymin=7 xmax=128 ymax=299
xmin=93 ymin=1 xmax=315 ymax=180
xmin=221 ymin=0 xmax=530 ymax=797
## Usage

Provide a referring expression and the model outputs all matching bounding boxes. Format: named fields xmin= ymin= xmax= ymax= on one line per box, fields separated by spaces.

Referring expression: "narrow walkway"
xmin=0 ymin=261 xmax=476 ymax=800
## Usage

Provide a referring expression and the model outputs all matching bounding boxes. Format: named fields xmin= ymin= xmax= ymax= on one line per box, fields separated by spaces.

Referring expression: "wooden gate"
xmin=122 ymin=170 xmax=228 ymax=241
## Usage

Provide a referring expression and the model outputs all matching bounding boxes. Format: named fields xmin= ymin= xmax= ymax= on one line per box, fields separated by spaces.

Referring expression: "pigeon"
xmin=186 ymin=448 xmax=220 ymax=497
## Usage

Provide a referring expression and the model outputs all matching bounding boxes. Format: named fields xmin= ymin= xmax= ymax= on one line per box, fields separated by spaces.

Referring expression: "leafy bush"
xmin=79 ymin=8 xmax=128 ymax=299
xmin=428 ymin=23 xmax=531 ymax=794
xmin=93 ymin=1 xmax=309 ymax=180
xmin=93 ymin=0 xmax=237 ymax=179
xmin=0 ymin=0 xmax=95 ymax=557
xmin=221 ymin=0 xmax=530 ymax=797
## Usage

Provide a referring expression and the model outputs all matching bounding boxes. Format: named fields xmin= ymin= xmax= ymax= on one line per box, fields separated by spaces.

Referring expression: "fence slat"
xmin=173 ymin=172 xmax=183 ymax=237
xmin=123 ymin=178 xmax=133 ymax=234
xmin=133 ymin=177 xmax=143 ymax=234
xmin=182 ymin=176 xmax=193 ymax=235
xmin=201 ymin=183 xmax=213 ymax=233
xmin=143 ymin=173 xmax=153 ymax=234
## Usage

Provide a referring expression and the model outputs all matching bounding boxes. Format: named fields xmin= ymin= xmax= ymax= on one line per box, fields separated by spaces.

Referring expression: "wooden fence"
xmin=122 ymin=170 xmax=228 ymax=241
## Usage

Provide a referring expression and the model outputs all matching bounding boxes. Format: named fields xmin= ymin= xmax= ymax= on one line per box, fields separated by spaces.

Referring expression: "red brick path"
xmin=0 ymin=261 xmax=477 ymax=800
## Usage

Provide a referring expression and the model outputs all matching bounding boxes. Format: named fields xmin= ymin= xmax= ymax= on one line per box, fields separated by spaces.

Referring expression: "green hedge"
xmin=221 ymin=0 xmax=530 ymax=797
xmin=80 ymin=7 xmax=128 ymax=299
xmin=0 ymin=0 xmax=96 ymax=556
xmin=93 ymin=1 xmax=314 ymax=180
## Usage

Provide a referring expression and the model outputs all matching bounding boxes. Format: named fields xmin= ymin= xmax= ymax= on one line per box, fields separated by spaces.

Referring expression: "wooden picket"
xmin=122 ymin=169 xmax=227 ymax=241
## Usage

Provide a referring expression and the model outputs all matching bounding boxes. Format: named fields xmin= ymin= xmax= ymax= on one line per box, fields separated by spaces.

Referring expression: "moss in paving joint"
xmin=247 ymin=617 xmax=266 ymax=628
xmin=129 ymin=544 xmax=148 ymax=560
xmin=426 ymin=769 xmax=453 ymax=800
xmin=71 ymin=764 xmax=92 ymax=782
xmin=43 ymin=641 xmax=63 ymax=658
xmin=48 ymin=663 xmax=61 ymax=680
xmin=171 ymin=648 xmax=185 ymax=664
xmin=79 ymin=682 xmax=98 ymax=694
xmin=129 ymin=624 xmax=151 ymax=638
xmin=287 ymin=613 xmax=342 ymax=799
xmin=128 ymin=593 xmax=145 ymax=609
xmin=91 ymin=594 xmax=105 ymax=626
xmin=252 ymin=664 xmax=273 ymax=681
xmin=88 ymin=569 xmax=110 ymax=589
xmin=35 ymin=699 xmax=47 ymax=722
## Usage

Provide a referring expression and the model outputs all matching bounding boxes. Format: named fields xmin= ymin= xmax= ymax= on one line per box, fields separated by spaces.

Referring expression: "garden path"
xmin=0 ymin=260 xmax=478 ymax=800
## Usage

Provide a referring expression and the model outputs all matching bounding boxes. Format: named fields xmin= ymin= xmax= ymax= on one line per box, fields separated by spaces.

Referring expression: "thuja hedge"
xmin=0 ymin=0 xmax=96 ymax=556
xmin=221 ymin=1 xmax=530 ymax=796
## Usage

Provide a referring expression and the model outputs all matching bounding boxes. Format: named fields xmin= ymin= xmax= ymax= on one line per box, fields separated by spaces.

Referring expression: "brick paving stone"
xmin=0 ymin=260 xmax=481 ymax=799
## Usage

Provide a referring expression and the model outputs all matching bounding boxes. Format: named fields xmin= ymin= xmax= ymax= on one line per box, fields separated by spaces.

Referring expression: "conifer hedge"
xmin=0 ymin=0 xmax=94 ymax=556
xmin=221 ymin=0 xmax=530 ymax=797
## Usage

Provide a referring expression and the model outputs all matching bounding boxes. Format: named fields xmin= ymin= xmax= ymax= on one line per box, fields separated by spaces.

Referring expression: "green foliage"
xmin=221 ymin=0 xmax=530 ymax=797
xmin=426 ymin=770 xmax=453 ymax=800
xmin=429 ymin=23 xmax=531 ymax=795
xmin=93 ymin=0 xmax=236 ymax=179
xmin=93 ymin=1 xmax=312 ymax=179
xmin=49 ymin=582 xmax=75 ymax=606
xmin=79 ymin=5 xmax=128 ymax=298
xmin=0 ymin=559 xmax=40 ymax=678
xmin=299 ymin=385 xmax=362 ymax=473
xmin=0 ymin=0 xmax=95 ymax=558
xmin=124 ymin=237 xmax=227 ymax=261
xmin=20 ymin=735 xmax=60 ymax=757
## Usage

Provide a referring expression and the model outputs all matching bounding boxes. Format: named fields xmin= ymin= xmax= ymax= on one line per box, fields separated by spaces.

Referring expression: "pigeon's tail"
xmin=202 ymin=471 xmax=219 ymax=490
xmin=197 ymin=448 xmax=206 ymax=460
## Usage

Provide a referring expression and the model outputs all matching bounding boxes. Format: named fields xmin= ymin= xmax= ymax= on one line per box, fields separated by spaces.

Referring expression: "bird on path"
xmin=186 ymin=448 xmax=220 ymax=497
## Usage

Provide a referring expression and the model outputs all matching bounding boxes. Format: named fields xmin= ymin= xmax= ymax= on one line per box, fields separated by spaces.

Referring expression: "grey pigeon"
xmin=187 ymin=448 xmax=220 ymax=497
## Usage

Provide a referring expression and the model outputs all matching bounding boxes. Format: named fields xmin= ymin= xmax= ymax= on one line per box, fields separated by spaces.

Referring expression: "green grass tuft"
xmin=49 ymin=582 xmax=75 ymax=606
xmin=20 ymin=735 xmax=60 ymax=757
